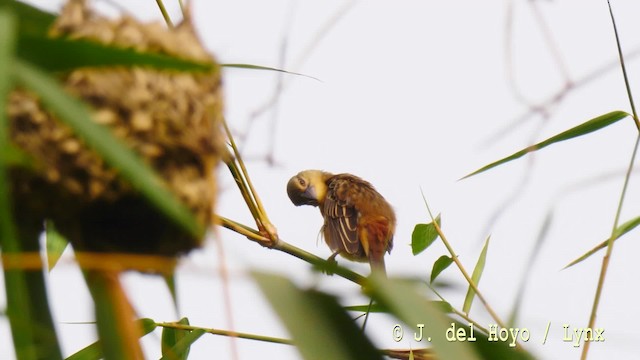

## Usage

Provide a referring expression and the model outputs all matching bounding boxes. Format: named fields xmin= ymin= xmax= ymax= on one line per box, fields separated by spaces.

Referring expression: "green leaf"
xmin=253 ymin=272 xmax=383 ymax=360
xmin=344 ymin=300 xmax=452 ymax=314
xmin=564 ymin=215 xmax=640 ymax=269
xmin=2 ymin=0 xmax=56 ymax=37
xmin=368 ymin=275 xmax=535 ymax=360
xmin=12 ymin=59 xmax=204 ymax=239
xmin=462 ymin=110 xmax=630 ymax=179
xmin=430 ymin=255 xmax=453 ymax=284
xmin=0 ymin=142 xmax=33 ymax=168
xmin=366 ymin=275 xmax=480 ymax=360
xmin=411 ymin=214 xmax=441 ymax=255
xmin=18 ymin=35 xmax=216 ymax=73
xmin=463 ymin=236 xmax=490 ymax=315
xmin=45 ymin=220 xmax=69 ymax=271
xmin=1 ymin=9 xmax=63 ymax=359
xmin=160 ymin=326 xmax=205 ymax=360
xmin=161 ymin=317 xmax=193 ymax=360
xmin=66 ymin=318 xmax=157 ymax=360
xmin=222 ymin=63 xmax=319 ymax=81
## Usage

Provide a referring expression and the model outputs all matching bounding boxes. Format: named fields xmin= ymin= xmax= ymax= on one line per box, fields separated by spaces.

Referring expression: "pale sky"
xmin=3 ymin=1 xmax=640 ymax=359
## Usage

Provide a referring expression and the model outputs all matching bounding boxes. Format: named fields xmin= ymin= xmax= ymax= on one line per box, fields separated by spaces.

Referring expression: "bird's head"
xmin=287 ymin=170 xmax=329 ymax=207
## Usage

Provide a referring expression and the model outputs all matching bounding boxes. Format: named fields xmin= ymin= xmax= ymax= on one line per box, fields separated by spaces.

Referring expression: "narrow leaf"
xmin=368 ymin=274 xmax=535 ymax=360
xmin=2 ymin=0 xmax=56 ymax=37
xmin=462 ymin=111 xmax=630 ymax=179
xmin=160 ymin=327 xmax=205 ymax=360
xmin=85 ymin=270 xmax=144 ymax=359
xmin=1 ymin=9 xmax=62 ymax=359
xmin=222 ymin=63 xmax=319 ymax=81
xmin=564 ymin=215 xmax=640 ymax=269
xmin=430 ymin=255 xmax=453 ymax=284
xmin=13 ymin=59 xmax=203 ymax=239
xmin=253 ymin=272 xmax=382 ymax=360
xmin=66 ymin=318 xmax=157 ymax=360
xmin=45 ymin=220 xmax=68 ymax=271
xmin=18 ymin=35 xmax=216 ymax=73
xmin=463 ymin=236 xmax=490 ymax=314
xmin=161 ymin=317 xmax=192 ymax=360
xmin=367 ymin=275 xmax=480 ymax=360
xmin=344 ymin=300 xmax=452 ymax=314
xmin=411 ymin=214 xmax=441 ymax=255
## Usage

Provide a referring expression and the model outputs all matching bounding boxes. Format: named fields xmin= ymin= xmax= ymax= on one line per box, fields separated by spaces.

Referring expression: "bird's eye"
xmin=298 ymin=178 xmax=306 ymax=186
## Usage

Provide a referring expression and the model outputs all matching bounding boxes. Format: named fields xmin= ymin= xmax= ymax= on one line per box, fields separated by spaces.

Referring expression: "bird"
xmin=287 ymin=170 xmax=395 ymax=276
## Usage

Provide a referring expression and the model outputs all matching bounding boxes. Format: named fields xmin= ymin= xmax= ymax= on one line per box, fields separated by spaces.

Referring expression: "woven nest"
xmin=8 ymin=0 xmax=223 ymax=256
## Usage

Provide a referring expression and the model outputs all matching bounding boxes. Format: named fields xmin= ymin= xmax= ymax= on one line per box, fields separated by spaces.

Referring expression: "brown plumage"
xmin=287 ymin=170 xmax=395 ymax=275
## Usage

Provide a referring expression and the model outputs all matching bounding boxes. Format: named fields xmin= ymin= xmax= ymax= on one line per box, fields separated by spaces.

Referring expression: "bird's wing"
xmin=323 ymin=178 xmax=362 ymax=256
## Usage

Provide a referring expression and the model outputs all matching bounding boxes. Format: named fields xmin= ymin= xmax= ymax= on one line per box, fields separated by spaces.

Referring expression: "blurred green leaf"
xmin=564 ymin=215 xmax=640 ymax=269
xmin=430 ymin=255 xmax=453 ymax=284
xmin=66 ymin=318 xmax=157 ymax=360
xmin=12 ymin=59 xmax=204 ymax=239
xmin=411 ymin=214 xmax=441 ymax=255
xmin=1 ymin=9 xmax=62 ymax=359
xmin=160 ymin=327 xmax=205 ymax=360
xmin=2 ymin=0 xmax=56 ymax=37
xmin=368 ymin=275 xmax=535 ymax=360
xmin=45 ymin=220 xmax=68 ymax=271
xmin=366 ymin=275 xmax=480 ymax=360
xmin=254 ymin=272 xmax=382 ymax=360
xmin=344 ymin=300 xmax=452 ymax=314
xmin=18 ymin=35 xmax=216 ymax=73
xmin=0 ymin=143 xmax=32 ymax=168
xmin=0 ymin=8 xmax=37 ymax=359
xmin=85 ymin=270 xmax=145 ymax=359
xmin=463 ymin=236 xmax=490 ymax=315
xmin=462 ymin=110 xmax=630 ymax=179
xmin=222 ymin=63 xmax=319 ymax=81
xmin=161 ymin=317 xmax=193 ymax=360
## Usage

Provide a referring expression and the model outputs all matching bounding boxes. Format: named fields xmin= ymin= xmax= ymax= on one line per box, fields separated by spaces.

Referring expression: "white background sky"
xmin=3 ymin=1 xmax=640 ymax=359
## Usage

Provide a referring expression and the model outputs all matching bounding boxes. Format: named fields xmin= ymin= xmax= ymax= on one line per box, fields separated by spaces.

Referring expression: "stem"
xmin=421 ymin=190 xmax=507 ymax=329
xmin=582 ymin=3 xmax=640 ymax=358
xmin=155 ymin=0 xmax=174 ymax=28
xmin=156 ymin=322 xmax=293 ymax=345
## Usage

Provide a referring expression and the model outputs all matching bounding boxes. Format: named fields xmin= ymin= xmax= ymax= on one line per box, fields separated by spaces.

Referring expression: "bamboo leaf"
xmin=45 ymin=220 xmax=68 ymax=271
xmin=85 ymin=270 xmax=144 ymax=359
xmin=161 ymin=317 xmax=193 ymax=360
xmin=344 ymin=300 xmax=452 ymax=314
xmin=462 ymin=111 xmax=630 ymax=179
xmin=411 ymin=214 xmax=441 ymax=255
xmin=366 ymin=275 xmax=480 ymax=360
xmin=2 ymin=0 xmax=56 ymax=37
xmin=1 ymin=9 xmax=62 ymax=359
xmin=18 ymin=35 xmax=216 ymax=73
xmin=160 ymin=319 xmax=205 ymax=360
xmin=253 ymin=272 xmax=382 ymax=360
xmin=463 ymin=236 xmax=490 ymax=315
xmin=12 ymin=59 xmax=203 ymax=239
xmin=430 ymin=255 xmax=453 ymax=284
xmin=564 ymin=215 xmax=640 ymax=269
xmin=66 ymin=318 xmax=157 ymax=360
xmin=368 ymin=275 xmax=535 ymax=360
xmin=222 ymin=63 xmax=319 ymax=81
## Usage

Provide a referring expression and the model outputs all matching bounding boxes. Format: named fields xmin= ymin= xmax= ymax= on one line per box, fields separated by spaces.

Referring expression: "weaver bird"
xmin=287 ymin=170 xmax=395 ymax=275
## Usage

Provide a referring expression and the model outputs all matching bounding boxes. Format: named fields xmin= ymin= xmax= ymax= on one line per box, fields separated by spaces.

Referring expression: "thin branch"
xmin=155 ymin=322 xmax=293 ymax=345
xmin=421 ymin=190 xmax=507 ymax=330
xmin=582 ymin=2 xmax=640 ymax=359
xmin=154 ymin=0 xmax=174 ymax=28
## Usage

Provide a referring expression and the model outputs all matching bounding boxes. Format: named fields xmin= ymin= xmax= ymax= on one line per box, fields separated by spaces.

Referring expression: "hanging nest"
xmin=8 ymin=0 xmax=223 ymax=258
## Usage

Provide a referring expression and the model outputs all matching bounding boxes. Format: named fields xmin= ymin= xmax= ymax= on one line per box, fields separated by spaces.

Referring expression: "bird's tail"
xmin=369 ymin=256 xmax=387 ymax=277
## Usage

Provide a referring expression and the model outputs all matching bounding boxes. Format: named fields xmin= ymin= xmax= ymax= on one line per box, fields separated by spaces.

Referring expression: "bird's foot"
xmin=317 ymin=251 xmax=340 ymax=276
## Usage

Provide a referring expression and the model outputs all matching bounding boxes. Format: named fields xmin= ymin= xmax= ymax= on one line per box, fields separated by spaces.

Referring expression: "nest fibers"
xmin=8 ymin=0 xmax=223 ymax=257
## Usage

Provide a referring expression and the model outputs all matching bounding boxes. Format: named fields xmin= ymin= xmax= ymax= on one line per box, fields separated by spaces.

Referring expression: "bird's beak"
xmin=287 ymin=176 xmax=319 ymax=206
